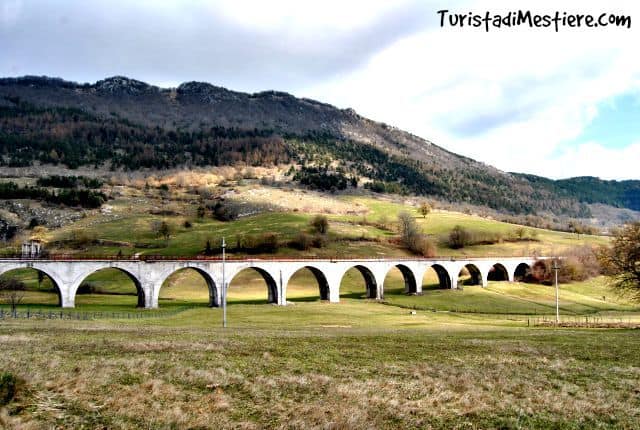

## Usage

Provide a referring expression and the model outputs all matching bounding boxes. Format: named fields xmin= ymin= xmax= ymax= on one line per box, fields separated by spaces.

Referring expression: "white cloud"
xmin=0 ymin=0 xmax=22 ymax=26
xmin=300 ymin=0 xmax=640 ymax=179
xmin=538 ymin=141 xmax=640 ymax=179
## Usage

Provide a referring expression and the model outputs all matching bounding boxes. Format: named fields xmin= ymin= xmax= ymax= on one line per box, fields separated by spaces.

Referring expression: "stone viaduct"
xmin=0 ymin=256 xmax=540 ymax=309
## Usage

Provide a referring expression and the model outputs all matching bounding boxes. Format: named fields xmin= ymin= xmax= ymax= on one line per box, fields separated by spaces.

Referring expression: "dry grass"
xmin=1 ymin=322 xmax=639 ymax=429
xmin=239 ymin=186 xmax=366 ymax=215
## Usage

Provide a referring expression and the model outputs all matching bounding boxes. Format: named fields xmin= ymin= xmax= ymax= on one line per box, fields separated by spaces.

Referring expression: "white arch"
xmin=513 ymin=262 xmax=532 ymax=282
xmin=488 ymin=262 xmax=511 ymax=282
xmin=69 ymin=266 xmax=146 ymax=308
xmin=154 ymin=266 xmax=220 ymax=308
xmin=428 ymin=263 xmax=454 ymax=289
xmin=382 ymin=263 xmax=421 ymax=296
xmin=452 ymin=262 xmax=483 ymax=287
xmin=0 ymin=264 xmax=65 ymax=306
xmin=282 ymin=265 xmax=331 ymax=301
xmin=337 ymin=264 xmax=382 ymax=300
xmin=226 ymin=265 xmax=281 ymax=304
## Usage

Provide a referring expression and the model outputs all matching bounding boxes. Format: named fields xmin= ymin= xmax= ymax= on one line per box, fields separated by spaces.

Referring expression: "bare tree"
xmin=0 ymin=278 xmax=25 ymax=316
xmin=397 ymin=211 xmax=436 ymax=256
xmin=598 ymin=222 xmax=640 ymax=300
xmin=398 ymin=211 xmax=420 ymax=249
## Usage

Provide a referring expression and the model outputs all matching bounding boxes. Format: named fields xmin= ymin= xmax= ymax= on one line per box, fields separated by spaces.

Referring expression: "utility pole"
xmin=553 ymin=258 xmax=560 ymax=324
xmin=222 ymin=237 xmax=227 ymax=328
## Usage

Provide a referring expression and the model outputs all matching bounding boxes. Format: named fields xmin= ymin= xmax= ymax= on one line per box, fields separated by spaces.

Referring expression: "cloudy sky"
xmin=1 ymin=0 xmax=639 ymax=180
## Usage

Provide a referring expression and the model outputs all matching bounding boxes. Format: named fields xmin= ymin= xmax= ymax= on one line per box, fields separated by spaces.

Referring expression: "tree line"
xmin=0 ymin=103 xmax=291 ymax=170
xmin=0 ymin=182 xmax=106 ymax=208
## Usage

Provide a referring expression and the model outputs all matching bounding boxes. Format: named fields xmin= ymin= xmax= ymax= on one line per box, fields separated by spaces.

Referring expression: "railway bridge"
xmin=0 ymin=256 xmax=541 ymax=308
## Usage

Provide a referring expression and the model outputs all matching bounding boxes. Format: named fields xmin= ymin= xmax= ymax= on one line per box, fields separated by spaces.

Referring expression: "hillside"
xmin=0 ymin=75 xmax=639 ymax=218
xmin=0 ymin=176 xmax=607 ymax=259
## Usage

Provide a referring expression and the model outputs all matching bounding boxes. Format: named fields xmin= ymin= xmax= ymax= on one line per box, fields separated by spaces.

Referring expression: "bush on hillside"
xmin=397 ymin=211 xmax=436 ymax=256
xmin=290 ymin=233 xmax=313 ymax=251
xmin=448 ymin=225 xmax=472 ymax=249
xmin=239 ymin=233 xmax=279 ymax=254
xmin=310 ymin=215 xmax=329 ymax=235
xmin=211 ymin=200 xmax=240 ymax=221
xmin=447 ymin=225 xmax=512 ymax=249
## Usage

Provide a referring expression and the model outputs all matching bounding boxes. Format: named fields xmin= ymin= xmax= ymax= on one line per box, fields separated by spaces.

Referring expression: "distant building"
xmin=22 ymin=240 xmax=42 ymax=258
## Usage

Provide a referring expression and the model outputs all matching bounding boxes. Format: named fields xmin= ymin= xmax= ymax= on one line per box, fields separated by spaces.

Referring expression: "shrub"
xmin=530 ymin=260 xmax=551 ymax=284
xmin=0 ymin=278 xmax=25 ymax=291
xmin=311 ymin=234 xmax=327 ymax=248
xmin=68 ymin=230 xmax=97 ymax=248
xmin=397 ymin=211 xmax=435 ymax=256
xmin=157 ymin=221 xmax=173 ymax=241
xmin=398 ymin=211 xmax=420 ymax=249
xmin=183 ymin=220 xmax=193 ymax=228
xmin=0 ymin=372 xmax=19 ymax=406
xmin=418 ymin=202 xmax=432 ymax=218
xmin=416 ymin=235 xmax=437 ymax=257
xmin=448 ymin=225 xmax=471 ymax=249
xmin=310 ymin=215 xmax=329 ymax=235
xmin=558 ymin=257 xmax=585 ymax=283
xmin=204 ymin=240 xmax=214 ymax=256
xmin=566 ymin=245 xmax=601 ymax=280
xmin=243 ymin=233 xmax=279 ymax=254
xmin=212 ymin=200 xmax=240 ymax=221
xmin=290 ymin=233 xmax=312 ymax=251
xmin=447 ymin=226 xmax=506 ymax=248
xmin=529 ymin=247 xmax=600 ymax=285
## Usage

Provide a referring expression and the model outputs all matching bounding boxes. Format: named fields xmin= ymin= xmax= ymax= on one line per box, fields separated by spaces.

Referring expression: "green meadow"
xmin=32 ymin=194 xmax=607 ymax=259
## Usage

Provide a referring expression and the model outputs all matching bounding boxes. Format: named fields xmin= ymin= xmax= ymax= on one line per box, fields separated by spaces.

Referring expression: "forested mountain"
xmin=0 ymin=75 xmax=638 ymax=216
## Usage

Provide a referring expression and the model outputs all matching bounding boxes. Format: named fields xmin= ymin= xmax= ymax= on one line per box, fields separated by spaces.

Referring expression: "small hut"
xmin=21 ymin=240 xmax=42 ymax=258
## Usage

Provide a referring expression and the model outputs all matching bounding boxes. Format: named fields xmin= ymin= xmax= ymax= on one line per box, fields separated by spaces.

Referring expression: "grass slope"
xmin=1 ymin=320 xmax=639 ymax=428
xmin=29 ymin=189 xmax=607 ymax=259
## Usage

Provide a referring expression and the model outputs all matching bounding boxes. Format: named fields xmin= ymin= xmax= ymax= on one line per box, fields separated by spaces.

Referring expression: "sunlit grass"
xmin=36 ymin=192 xmax=609 ymax=259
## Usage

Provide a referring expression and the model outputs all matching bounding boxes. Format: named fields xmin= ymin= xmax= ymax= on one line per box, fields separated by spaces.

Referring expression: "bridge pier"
xmin=61 ymin=290 xmax=75 ymax=308
xmin=323 ymin=270 xmax=342 ymax=303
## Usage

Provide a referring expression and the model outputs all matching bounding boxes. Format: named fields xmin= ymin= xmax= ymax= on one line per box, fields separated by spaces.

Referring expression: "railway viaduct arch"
xmin=0 ymin=257 xmax=539 ymax=309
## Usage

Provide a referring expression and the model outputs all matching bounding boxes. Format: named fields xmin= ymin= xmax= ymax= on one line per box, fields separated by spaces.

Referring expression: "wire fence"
xmin=0 ymin=305 xmax=197 ymax=321
xmin=529 ymin=315 xmax=640 ymax=328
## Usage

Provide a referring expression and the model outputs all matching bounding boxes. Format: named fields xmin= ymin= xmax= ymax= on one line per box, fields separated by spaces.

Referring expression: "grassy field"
xmin=1 ymin=316 xmax=640 ymax=428
xmin=2 ymin=266 xmax=640 ymax=428
xmin=23 ymin=185 xmax=608 ymax=259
